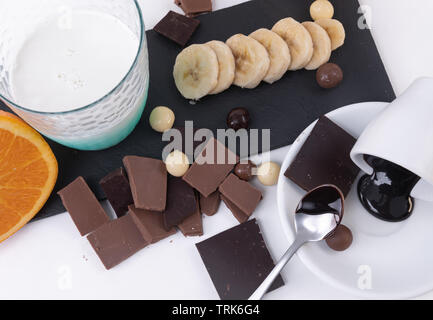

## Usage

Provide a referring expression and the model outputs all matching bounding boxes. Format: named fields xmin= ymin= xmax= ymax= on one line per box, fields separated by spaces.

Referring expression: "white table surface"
xmin=1 ymin=0 xmax=433 ymax=300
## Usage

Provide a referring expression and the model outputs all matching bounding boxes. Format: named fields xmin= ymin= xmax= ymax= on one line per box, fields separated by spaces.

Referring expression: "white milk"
xmin=11 ymin=10 xmax=139 ymax=112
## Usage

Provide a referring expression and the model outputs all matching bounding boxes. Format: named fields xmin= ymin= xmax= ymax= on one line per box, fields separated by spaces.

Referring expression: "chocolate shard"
xmin=129 ymin=205 xmax=176 ymax=244
xmin=219 ymin=173 xmax=262 ymax=222
xmin=123 ymin=156 xmax=167 ymax=212
xmin=196 ymin=219 xmax=284 ymax=300
xmin=284 ymin=116 xmax=360 ymax=197
xmin=199 ymin=191 xmax=221 ymax=216
xmin=153 ymin=10 xmax=200 ymax=46
xmin=178 ymin=197 xmax=203 ymax=237
xmin=183 ymin=138 xmax=239 ymax=197
xmin=163 ymin=177 xmax=197 ymax=230
xmin=87 ymin=214 xmax=148 ymax=270
xmin=99 ymin=168 xmax=133 ymax=218
xmin=58 ymin=177 xmax=109 ymax=236
xmin=176 ymin=0 xmax=213 ymax=17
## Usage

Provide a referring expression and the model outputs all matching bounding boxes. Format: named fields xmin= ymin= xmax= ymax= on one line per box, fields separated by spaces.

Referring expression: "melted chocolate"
xmin=296 ymin=185 xmax=343 ymax=223
xmin=357 ymin=155 xmax=420 ymax=222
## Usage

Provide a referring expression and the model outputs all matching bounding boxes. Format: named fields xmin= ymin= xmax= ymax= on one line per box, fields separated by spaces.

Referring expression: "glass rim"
xmin=0 ymin=0 xmax=145 ymax=116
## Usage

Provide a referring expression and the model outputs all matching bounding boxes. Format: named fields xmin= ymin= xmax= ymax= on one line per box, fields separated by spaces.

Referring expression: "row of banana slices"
xmin=173 ymin=17 xmax=345 ymax=100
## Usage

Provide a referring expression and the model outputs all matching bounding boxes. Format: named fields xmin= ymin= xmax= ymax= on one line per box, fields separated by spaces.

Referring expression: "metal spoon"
xmin=249 ymin=184 xmax=344 ymax=300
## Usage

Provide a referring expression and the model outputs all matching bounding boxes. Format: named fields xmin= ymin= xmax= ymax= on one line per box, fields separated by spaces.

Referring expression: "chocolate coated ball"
xmin=234 ymin=161 xmax=257 ymax=181
xmin=227 ymin=108 xmax=250 ymax=130
xmin=325 ymin=224 xmax=353 ymax=251
xmin=316 ymin=63 xmax=343 ymax=89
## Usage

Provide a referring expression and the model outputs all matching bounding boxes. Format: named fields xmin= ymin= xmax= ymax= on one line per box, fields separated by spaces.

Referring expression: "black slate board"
xmin=0 ymin=0 xmax=395 ymax=220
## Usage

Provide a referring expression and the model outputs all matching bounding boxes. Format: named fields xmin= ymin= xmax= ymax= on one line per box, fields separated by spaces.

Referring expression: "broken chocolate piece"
xmin=284 ymin=116 xmax=359 ymax=197
xmin=219 ymin=174 xmax=262 ymax=222
xmin=177 ymin=0 xmax=213 ymax=17
xmin=123 ymin=156 xmax=167 ymax=212
xmin=178 ymin=198 xmax=203 ymax=237
xmin=58 ymin=177 xmax=109 ymax=236
xmin=196 ymin=219 xmax=284 ymax=300
xmin=153 ymin=11 xmax=200 ymax=46
xmin=183 ymin=138 xmax=239 ymax=197
xmin=199 ymin=191 xmax=221 ymax=216
xmin=163 ymin=177 xmax=197 ymax=230
xmin=87 ymin=214 xmax=147 ymax=270
xmin=129 ymin=205 xmax=176 ymax=244
xmin=99 ymin=168 xmax=133 ymax=218
xmin=221 ymin=194 xmax=248 ymax=223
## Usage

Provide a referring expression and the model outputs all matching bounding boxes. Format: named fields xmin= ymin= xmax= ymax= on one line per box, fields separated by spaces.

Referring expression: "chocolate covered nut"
xmin=149 ymin=106 xmax=175 ymax=133
xmin=227 ymin=107 xmax=250 ymax=131
xmin=234 ymin=161 xmax=256 ymax=181
xmin=257 ymin=161 xmax=280 ymax=186
xmin=165 ymin=150 xmax=190 ymax=177
xmin=326 ymin=224 xmax=353 ymax=251
xmin=316 ymin=63 xmax=343 ymax=88
xmin=310 ymin=0 xmax=334 ymax=21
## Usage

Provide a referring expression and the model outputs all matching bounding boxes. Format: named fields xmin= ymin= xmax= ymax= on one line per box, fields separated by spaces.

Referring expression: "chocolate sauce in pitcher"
xmin=357 ymin=155 xmax=420 ymax=222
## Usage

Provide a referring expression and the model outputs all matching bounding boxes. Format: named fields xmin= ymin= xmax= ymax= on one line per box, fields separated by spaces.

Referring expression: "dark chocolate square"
xmin=196 ymin=219 xmax=284 ymax=300
xmin=183 ymin=138 xmax=239 ymax=197
xmin=123 ymin=156 xmax=167 ymax=212
xmin=58 ymin=177 xmax=109 ymax=236
xmin=99 ymin=168 xmax=133 ymax=218
xmin=153 ymin=11 xmax=200 ymax=46
xmin=284 ymin=116 xmax=360 ymax=197
xmin=87 ymin=214 xmax=147 ymax=270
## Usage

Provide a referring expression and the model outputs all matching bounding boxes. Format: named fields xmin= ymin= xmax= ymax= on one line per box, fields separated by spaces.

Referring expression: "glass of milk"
xmin=0 ymin=0 xmax=149 ymax=150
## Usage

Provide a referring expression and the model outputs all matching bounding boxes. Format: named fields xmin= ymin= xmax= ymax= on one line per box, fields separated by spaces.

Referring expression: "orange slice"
xmin=0 ymin=111 xmax=58 ymax=242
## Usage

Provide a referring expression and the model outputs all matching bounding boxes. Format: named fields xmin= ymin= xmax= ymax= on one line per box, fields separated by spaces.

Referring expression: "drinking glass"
xmin=0 ymin=0 xmax=149 ymax=150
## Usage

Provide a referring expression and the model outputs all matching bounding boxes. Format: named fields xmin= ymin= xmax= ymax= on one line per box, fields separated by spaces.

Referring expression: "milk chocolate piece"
xmin=199 ymin=191 xmax=221 ymax=216
xmin=196 ymin=219 xmax=284 ymax=300
xmin=219 ymin=174 xmax=262 ymax=223
xmin=99 ymin=168 xmax=133 ymax=218
xmin=123 ymin=156 xmax=167 ymax=211
xmin=284 ymin=116 xmax=359 ymax=197
xmin=153 ymin=11 xmax=200 ymax=46
xmin=129 ymin=205 xmax=176 ymax=244
xmin=163 ymin=177 xmax=197 ymax=230
xmin=177 ymin=0 xmax=213 ymax=16
xmin=87 ymin=214 xmax=147 ymax=270
xmin=58 ymin=177 xmax=109 ymax=236
xmin=178 ymin=198 xmax=203 ymax=237
xmin=183 ymin=138 xmax=239 ymax=197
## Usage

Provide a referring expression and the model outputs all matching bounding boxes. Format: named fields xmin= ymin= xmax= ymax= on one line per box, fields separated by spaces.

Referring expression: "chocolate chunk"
xmin=326 ymin=224 xmax=353 ymax=251
xmin=153 ymin=11 xmax=200 ymax=46
xmin=178 ymin=0 xmax=213 ymax=17
xmin=284 ymin=116 xmax=359 ymax=197
xmin=58 ymin=177 xmax=109 ymax=236
xmin=123 ymin=156 xmax=167 ymax=212
xmin=196 ymin=219 xmax=284 ymax=300
xmin=99 ymin=168 xmax=133 ymax=218
xmin=163 ymin=177 xmax=197 ymax=230
xmin=129 ymin=205 xmax=176 ymax=244
xmin=199 ymin=191 xmax=221 ymax=216
xmin=219 ymin=174 xmax=262 ymax=222
xmin=178 ymin=198 xmax=203 ymax=237
xmin=234 ymin=160 xmax=256 ymax=181
xmin=183 ymin=138 xmax=239 ymax=197
xmin=87 ymin=214 xmax=147 ymax=270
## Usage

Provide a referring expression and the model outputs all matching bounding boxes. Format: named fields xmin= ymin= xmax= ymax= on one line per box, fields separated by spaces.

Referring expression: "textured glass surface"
xmin=0 ymin=0 xmax=149 ymax=150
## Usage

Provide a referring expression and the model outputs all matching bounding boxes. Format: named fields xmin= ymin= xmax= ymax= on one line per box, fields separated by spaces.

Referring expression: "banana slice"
xmin=271 ymin=17 xmax=313 ymax=71
xmin=205 ymin=40 xmax=236 ymax=94
xmin=173 ymin=44 xmax=219 ymax=100
xmin=315 ymin=18 xmax=345 ymax=51
xmin=249 ymin=28 xmax=291 ymax=84
xmin=302 ymin=21 xmax=331 ymax=70
xmin=226 ymin=34 xmax=270 ymax=89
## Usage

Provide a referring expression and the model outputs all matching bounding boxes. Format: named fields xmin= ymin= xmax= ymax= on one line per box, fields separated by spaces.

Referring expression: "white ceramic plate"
xmin=277 ymin=102 xmax=433 ymax=299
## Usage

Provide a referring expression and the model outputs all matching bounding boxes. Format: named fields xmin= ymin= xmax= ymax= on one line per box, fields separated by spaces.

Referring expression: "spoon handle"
xmin=249 ymin=238 xmax=306 ymax=300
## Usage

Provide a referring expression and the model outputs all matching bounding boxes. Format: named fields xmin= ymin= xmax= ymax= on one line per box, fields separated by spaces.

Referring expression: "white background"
xmin=1 ymin=0 xmax=433 ymax=299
